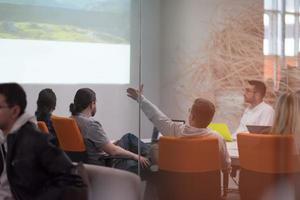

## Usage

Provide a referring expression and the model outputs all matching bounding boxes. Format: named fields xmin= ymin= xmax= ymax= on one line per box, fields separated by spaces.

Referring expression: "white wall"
xmin=22 ymin=0 xmax=161 ymax=140
xmin=159 ymin=0 xmax=218 ymax=120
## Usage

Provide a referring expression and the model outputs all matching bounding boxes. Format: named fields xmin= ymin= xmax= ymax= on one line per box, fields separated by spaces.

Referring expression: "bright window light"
xmin=285 ymin=38 xmax=295 ymax=56
xmin=264 ymin=14 xmax=270 ymax=26
xmin=285 ymin=14 xmax=295 ymax=25
xmin=264 ymin=39 xmax=269 ymax=55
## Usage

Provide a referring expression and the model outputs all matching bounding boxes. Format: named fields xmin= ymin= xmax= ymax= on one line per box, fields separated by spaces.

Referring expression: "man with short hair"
xmin=70 ymin=88 xmax=150 ymax=174
xmin=0 ymin=83 xmax=84 ymax=200
xmin=234 ymin=80 xmax=275 ymax=138
xmin=127 ymin=86 xmax=231 ymax=170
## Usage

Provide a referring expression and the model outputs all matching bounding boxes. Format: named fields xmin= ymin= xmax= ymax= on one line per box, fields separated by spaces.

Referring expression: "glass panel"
xmin=264 ymin=39 xmax=270 ymax=55
xmin=277 ymin=13 xmax=283 ymax=55
xmin=9 ymin=0 xmax=144 ymax=177
xmin=285 ymin=38 xmax=295 ymax=56
xmin=264 ymin=0 xmax=274 ymax=10
xmin=285 ymin=14 xmax=295 ymax=24
xmin=286 ymin=0 xmax=295 ymax=12
xmin=141 ymin=1 xmax=300 ymax=199
xmin=278 ymin=0 xmax=283 ymax=11
xmin=264 ymin=13 xmax=270 ymax=26
xmin=265 ymin=26 xmax=270 ymax=40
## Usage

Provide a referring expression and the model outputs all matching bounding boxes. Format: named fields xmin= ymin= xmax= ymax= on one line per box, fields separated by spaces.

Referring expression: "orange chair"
xmin=37 ymin=121 xmax=49 ymax=134
xmin=52 ymin=116 xmax=134 ymax=167
xmin=157 ymin=136 xmax=222 ymax=200
xmin=237 ymin=133 xmax=300 ymax=200
xmin=51 ymin=116 xmax=87 ymax=162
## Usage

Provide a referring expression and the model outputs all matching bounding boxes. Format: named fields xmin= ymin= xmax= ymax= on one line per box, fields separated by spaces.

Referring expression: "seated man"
xmin=127 ymin=86 xmax=231 ymax=171
xmin=234 ymin=80 xmax=274 ymax=138
xmin=69 ymin=88 xmax=150 ymax=174
xmin=0 ymin=83 xmax=86 ymax=200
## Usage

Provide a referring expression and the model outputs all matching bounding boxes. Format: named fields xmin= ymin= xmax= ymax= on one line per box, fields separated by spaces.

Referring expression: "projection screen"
xmin=0 ymin=0 xmax=131 ymax=84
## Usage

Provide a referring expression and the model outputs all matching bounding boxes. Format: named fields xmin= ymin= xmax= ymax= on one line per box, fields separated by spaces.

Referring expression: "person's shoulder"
xmin=205 ymin=129 xmax=227 ymax=143
xmin=88 ymin=118 xmax=103 ymax=129
xmin=209 ymin=130 xmax=224 ymax=139
xmin=19 ymin=122 xmax=49 ymax=141
xmin=261 ymin=101 xmax=274 ymax=112
xmin=21 ymin=122 xmax=41 ymax=134
xmin=74 ymin=115 xmax=91 ymax=124
xmin=75 ymin=115 xmax=102 ymax=128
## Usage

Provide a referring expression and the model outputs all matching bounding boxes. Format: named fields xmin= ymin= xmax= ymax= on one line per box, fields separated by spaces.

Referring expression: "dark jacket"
xmin=3 ymin=122 xmax=74 ymax=200
xmin=35 ymin=111 xmax=57 ymax=139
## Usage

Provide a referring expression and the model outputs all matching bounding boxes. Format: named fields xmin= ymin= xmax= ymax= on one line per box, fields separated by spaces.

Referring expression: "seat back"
xmin=237 ymin=133 xmax=300 ymax=200
xmin=37 ymin=121 xmax=49 ymax=134
xmin=159 ymin=136 xmax=221 ymax=172
xmin=238 ymin=133 xmax=300 ymax=173
xmin=52 ymin=116 xmax=87 ymax=162
xmin=157 ymin=136 xmax=221 ymax=200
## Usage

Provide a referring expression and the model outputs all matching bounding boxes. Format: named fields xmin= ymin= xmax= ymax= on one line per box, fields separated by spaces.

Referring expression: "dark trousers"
xmin=114 ymin=133 xmax=150 ymax=174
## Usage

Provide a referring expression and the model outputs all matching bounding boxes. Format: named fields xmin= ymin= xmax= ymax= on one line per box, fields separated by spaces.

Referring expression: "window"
xmin=264 ymin=0 xmax=300 ymax=90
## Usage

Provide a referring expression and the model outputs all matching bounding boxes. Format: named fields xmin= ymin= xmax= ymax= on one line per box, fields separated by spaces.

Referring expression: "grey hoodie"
xmin=139 ymin=95 xmax=231 ymax=170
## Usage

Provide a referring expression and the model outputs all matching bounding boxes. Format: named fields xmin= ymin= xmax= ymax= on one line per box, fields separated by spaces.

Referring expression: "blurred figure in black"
xmin=35 ymin=88 xmax=58 ymax=145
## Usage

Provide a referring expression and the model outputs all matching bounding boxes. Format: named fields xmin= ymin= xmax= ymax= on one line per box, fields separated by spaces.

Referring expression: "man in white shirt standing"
xmin=234 ymin=80 xmax=275 ymax=138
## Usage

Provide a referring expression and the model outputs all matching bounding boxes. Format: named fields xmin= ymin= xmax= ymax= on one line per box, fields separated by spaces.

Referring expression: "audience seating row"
xmin=154 ymin=134 xmax=300 ymax=200
xmin=37 ymin=118 xmax=142 ymax=200
xmin=37 ymin=119 xmax=300 ymax=200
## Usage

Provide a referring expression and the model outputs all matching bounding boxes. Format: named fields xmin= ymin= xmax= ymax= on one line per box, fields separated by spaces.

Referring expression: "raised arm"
xmin=127 ymin=87 xmax=184 ymax=136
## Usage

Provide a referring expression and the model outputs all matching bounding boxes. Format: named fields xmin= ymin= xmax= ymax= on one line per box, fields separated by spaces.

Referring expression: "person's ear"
xmin=10 ymin=105 xmax=21 ymax=120
xmin=90 ymin=101 xmax=96 ymax=109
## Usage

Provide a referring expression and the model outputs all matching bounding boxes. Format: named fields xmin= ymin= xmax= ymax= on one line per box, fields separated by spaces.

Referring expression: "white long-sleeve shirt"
xmin=234 ymin=101 xmax=274 ymax=138
xmin=139 ymin=96 xmax=231 ymax=170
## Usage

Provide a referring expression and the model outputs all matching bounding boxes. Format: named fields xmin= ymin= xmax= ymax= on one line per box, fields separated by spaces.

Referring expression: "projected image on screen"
xmin=0 ymin=0 xmax=131 ymax=84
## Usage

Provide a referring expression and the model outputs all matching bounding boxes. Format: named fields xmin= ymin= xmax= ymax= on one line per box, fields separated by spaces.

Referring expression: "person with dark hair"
xmin=35 ymin=88 xmax=57 ymax=139
xmin=126 ymin=86 xmax=231 ymax=171
xmin=0 ymin=83 xmax=86 ymax=200
xmin=70 ymin=88 xmax=150 ymax=174
xmin=233 ymin=80 xmax=274 ymax=137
